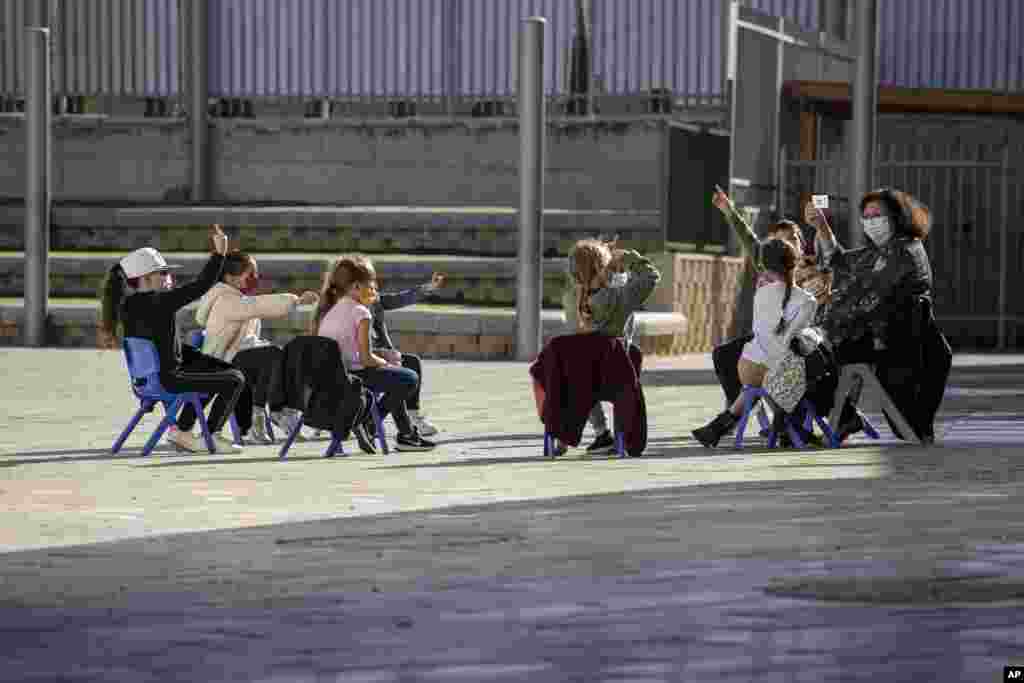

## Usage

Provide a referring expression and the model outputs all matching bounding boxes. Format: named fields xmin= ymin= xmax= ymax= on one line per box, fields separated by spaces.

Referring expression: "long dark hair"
xmin=761 ymin=238 xmax=799 ymax=335
xmin=859 ymin=188 xmax=932 ymax=240
xmin=221 ymin=250 xmax=253 ymax=281
xmin=98 ymin=263 xmax=139 ymax=348
xmin=311 ymin=254 xmax=377 ymax=333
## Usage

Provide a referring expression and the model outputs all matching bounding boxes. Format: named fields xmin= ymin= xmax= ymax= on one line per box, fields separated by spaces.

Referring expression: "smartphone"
xmin=812 ymin=194 xmax=829 ymax=209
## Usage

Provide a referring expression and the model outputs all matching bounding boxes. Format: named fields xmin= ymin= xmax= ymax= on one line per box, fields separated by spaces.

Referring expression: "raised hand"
xmin=711 ymin=188 xmax=732 ymax=214
xmin=209 ymin=224 xmax=228 ymax=255
xmin=297 ymin=290 xmax=320 ymax=306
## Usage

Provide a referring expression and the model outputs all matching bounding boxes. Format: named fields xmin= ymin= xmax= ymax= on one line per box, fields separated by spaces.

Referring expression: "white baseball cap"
xmin=119 ymin=247 xmax=181 ymax=279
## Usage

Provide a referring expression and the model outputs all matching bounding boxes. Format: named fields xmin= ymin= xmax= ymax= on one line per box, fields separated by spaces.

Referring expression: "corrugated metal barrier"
xmin=1 ymin=0 xmax=1021 ymax=104
xmin=0 ymin=0 xmax=179 ymax=97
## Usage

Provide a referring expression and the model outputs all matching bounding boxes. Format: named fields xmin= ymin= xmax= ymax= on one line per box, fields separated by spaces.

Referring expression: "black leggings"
xmin=400 ymin=352 xmax=423 ymax=410
xmin=161 ymin=345 xmax=249 ymax=434
xmin=233 ymin=345 xmax=286 ymax=412
xmin=712 ymin=334 xmax=754 ymax=406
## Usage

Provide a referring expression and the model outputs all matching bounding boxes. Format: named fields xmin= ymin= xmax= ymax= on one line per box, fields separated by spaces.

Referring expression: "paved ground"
xmin=2 ymin=349 xmax=1024 ymax=682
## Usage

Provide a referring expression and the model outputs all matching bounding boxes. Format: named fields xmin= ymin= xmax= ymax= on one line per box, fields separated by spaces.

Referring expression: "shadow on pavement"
xmin=431 ymin=433 xmax=545 ymax=446
xmin=0 ymin=446 xmax=180 ymax=467
xmin=641 ymin=367 xmax=720 ymax=387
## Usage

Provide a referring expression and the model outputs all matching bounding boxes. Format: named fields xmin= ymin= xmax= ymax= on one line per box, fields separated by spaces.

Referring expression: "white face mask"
xmin=609 ymin=272 xmax=628 ymax=287
xmin=862 ymin=216 xmax=892 ymax=246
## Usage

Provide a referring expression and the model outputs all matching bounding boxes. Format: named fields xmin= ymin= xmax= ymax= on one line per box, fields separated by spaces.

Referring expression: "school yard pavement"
xmin=2 ymin=349 xmax=1024 ymax=682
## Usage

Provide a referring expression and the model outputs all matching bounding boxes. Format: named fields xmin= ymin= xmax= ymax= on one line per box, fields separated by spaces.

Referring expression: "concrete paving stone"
xmin=1 ymin=350 xmax=1024 ymax=680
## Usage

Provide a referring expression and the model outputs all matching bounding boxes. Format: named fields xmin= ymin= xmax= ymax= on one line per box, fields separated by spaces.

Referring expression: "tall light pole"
xmin=847 ymin=0 xmax=878 ymax=246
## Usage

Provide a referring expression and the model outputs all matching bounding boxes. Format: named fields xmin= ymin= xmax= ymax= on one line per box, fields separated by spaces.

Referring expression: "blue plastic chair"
xmin=111 ymin=337 xmax=216 ymax=457
xmin=188 ymin=329 xmax=254 ymax=445
xmin=734 ymin=385 xmax=838 ymax=449
xmin=305 ymin=391 xmax=388 ymax=453
xmin=367 ymin=391 xmax=389 ymax=454
xmin=278 ymin=391 xmax=386 ymax=459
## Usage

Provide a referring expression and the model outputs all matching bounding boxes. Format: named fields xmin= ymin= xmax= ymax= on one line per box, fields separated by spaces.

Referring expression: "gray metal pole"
xmin=847 ymin=0 xmax=877 ymax=247
xmin=189 ymin=0 xmax=209 ymax=201
xmin=997 ymin=145 xmax=1010 ymax=351
xmin=516 ymin=17 xmax=546 ymax=361
xmin=24 ymin=27 xmax=52 ymax=348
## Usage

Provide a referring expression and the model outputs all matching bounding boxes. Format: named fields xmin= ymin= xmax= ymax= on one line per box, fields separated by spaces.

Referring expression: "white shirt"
xmin=741 ymin=282 xmax=817 ymax=370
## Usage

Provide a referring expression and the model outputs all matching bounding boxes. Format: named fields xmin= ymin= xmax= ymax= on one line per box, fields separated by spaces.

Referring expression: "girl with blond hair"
xmin=558 ymin=238 xmax=661 ymax=455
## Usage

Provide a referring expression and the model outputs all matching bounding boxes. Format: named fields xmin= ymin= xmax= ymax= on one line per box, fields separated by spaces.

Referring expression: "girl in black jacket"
xmin=99 ymin=225 xmax=249 ymax=453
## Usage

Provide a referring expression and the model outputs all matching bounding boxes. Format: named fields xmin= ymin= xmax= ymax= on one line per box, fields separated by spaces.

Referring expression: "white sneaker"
xmin=212 ymin=432 xmax=243 ymax=452
xmin=409 ymin=410 xmax=438 ymax=437
xmin=167 ymin=427 xmax=203 ymax=453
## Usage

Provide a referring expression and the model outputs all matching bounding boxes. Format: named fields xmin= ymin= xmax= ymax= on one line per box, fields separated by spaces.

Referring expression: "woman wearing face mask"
xmin=808 ymin=188 xmax=951 ymax=444
xmin=194 ymin=250 xmax=320 ymax=443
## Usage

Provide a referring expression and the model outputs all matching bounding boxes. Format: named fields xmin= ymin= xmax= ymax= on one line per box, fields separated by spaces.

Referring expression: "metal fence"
xmin=780 ymin=143 xmax=1024 ymax=349
xmin=0 ymin=0 xmax=731 ymax=114
xmin=2 ymin=0 xmax=1022 ymax=113
xmin=0 ymin=0 xmax=180 ymax=97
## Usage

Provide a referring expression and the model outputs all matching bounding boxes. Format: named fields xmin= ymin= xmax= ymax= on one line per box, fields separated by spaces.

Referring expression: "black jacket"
xmin=121 ymin=253 xmax=225 ymax=382
xmin=278 ymin=336 xmax=367 ymax=438
xmin=370 ymin=284 xmax=434 ymax=350
xmin=818 ymin=236 xmax=932 ymax=345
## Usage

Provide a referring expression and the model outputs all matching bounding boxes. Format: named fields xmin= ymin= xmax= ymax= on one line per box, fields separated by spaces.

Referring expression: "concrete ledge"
xmin=0 ymin=300 xmax=688 ymax=359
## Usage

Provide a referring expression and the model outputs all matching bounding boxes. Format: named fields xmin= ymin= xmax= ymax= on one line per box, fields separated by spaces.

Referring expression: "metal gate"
xmin=780 ymin=145 xmax=1021 ymax=349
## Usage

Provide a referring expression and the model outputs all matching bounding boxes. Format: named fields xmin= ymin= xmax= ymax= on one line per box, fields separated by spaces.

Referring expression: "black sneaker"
xmin=396 ymin=433 xmax=436 ymax=452
xmin=585 ymin=430 xmax=617 ymax=454
xmin=352 ymin=423 xmax=377 ymax=454
xmin=836 ymin=409 xmax=866 ymax=443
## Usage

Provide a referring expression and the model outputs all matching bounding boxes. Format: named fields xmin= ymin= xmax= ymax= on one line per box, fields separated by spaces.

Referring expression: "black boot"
xmin=836 ymin=404 xmax=866 ymax=443
xmin=692 ymin=411 xmax=739 ymax=448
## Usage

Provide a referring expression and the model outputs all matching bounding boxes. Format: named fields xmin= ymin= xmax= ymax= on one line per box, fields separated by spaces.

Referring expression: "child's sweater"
xmin=562 ymin=250 xmax=661 ymax=345
xmin=741 ymin=281 xmax=817 ymax=370
xmin=194 ymin=282 xmax=298 ymax=361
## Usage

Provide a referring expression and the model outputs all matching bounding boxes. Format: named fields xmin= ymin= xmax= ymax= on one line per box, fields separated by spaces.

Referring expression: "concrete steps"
xmin=0 ymin=205 xmax=664 ymax=257
xmin=1 ymin=251 xmax=579 ymax=308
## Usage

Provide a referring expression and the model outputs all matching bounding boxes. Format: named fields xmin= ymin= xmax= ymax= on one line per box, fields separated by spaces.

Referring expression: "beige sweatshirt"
xmin=194 ymin=282 xmax=298 ymax=361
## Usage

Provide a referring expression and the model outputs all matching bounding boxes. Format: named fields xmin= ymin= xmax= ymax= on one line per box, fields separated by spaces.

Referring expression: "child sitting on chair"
xmin=692 ymin=238 xmax=818 ymax=447
xmin=368 ymin=271 xmax=447 ymax=437
xmin=555 ymin=238 xmax=661 ymax=455
xmin=193 ymin=250 xmax=320 ymax=443
xmin=313 ymin=255 xmax=436 ymax=452
xmin=98 ymin=225 xmax=249 ymax=453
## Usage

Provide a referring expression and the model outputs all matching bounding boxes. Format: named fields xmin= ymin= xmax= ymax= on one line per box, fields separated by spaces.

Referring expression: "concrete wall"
xmin=0 ymin=118 xmax=190 ymax=202
xmin=0 ymin=116 xmax=667 ymax=210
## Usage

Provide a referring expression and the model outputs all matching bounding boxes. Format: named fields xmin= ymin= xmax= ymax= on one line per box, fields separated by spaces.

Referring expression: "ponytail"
xmin=311 ymin=274 xmax=339 ymax=334
xmin=576 ymin=283 xmax=593 ymax=331
xmin=98 ymin=264 xmax=129 ymax=348
xmin=774 ymin=280 xmax=792 ymax=335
